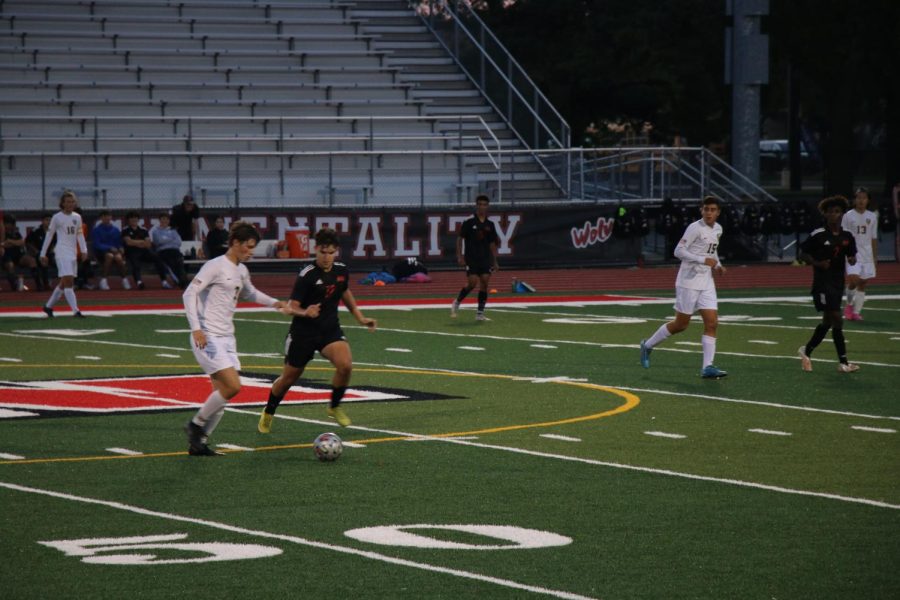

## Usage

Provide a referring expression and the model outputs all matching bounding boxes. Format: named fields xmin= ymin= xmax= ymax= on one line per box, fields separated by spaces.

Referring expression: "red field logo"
xmin=0 ymin=374 xmax=407 ymax=416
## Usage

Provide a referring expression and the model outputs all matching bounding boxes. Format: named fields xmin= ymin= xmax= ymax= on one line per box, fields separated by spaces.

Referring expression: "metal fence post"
xmin=139 ymin=152 xmax=145 ymax=210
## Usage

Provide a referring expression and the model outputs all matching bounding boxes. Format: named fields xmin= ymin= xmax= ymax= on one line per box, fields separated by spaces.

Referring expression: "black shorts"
xmin=465 ymin=261 xmax=494 ymax=276
xmin=284 ymin=327 xmax=346 ymax=368
xmin=812 ymin=287 xmax=843 ymax=312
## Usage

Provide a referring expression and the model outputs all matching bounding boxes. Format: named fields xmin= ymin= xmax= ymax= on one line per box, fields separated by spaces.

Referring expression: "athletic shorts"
xmin=465 ymin=261 xmax=494 ymax=276
xmin=673 ymin=286 xmax=717 ymax=315
xmin=54 ymin=251 xmax=78 ymax=278
xmin=812 ymin=287 xmax=843 ymax=312
xmin=191 ymin=333 xmax=241 ymax=375
xmin=284 ymin=327 xmax=346 ymax=368
xmin=845 ymin=260 xmax=876 ymax=280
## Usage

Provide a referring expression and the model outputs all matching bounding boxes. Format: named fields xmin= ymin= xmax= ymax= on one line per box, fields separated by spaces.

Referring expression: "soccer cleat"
xmin=137 ymin=280 xmax=145 ymax=290
xmin=837 ymin=362 xmax=860 ymax=373
xmin=450 ymin=300 xmax=459 ymax=318
xmin=16 ymin=278 xmax=25 ymax=292
xmin=188 ymin=444 xmax=223 ymax=456
xmin=639 ymin=339 xmax=652 ymax=369
xmin=184 ymin=420 xmax=221 ymax=455
xmin=701 ymin=365 xmax=728 ymax=379
xmin=122 ymin=278 xmax=132 ymax=290
xmin=843 ymin=304 xmax=854 ymax=320
xmin=162 ymin=280 xmax=173 ymax=289
xmin=850 ymin=312 xmax=863 ymax=321
xmin=797 ymin=346 xmax=812 ymax=372
xmin=258 ymin=411 xmax=273 ymax=434
xmin=327 ymin=406 xmax=351 ymax=427
xmin=475 ymin=311 xmax=489 ymax=321
xmin=73 ymin=311 xmax=86 ymax=318
xmin=42 ymin=305 xmax=54 ymax=318
xmin=99 ymin=278 xmax=110 ymax=291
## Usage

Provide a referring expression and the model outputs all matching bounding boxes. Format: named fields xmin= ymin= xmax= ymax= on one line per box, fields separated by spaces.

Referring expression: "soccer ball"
xmin=313 ymin=432 xmax=343 ymax=462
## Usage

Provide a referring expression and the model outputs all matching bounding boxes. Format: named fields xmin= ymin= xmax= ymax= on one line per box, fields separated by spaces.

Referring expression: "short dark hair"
xmin=475 ymin=194 xmax=490 ymax=204
xmin=182 ymin=194 xmax=194 ymax=203
xmin=3 ymin=213 xmax=15 ymax=225
xmin=228 ymin=220 xmax=261 ymax=245
xmin=40 ymin=213 xmax=53 ymax=220
xmin=125 ymin=210 xmax=140 ymax=220
xmin=818 ymin=195 xmax=849 ymax=213
xmin=315 ymin=228 xmax=340 ymax=247
xmin=98 ymin=209 xmax=112 ymax=217
xmin=701 ymin=195 xmax=721 ymax=207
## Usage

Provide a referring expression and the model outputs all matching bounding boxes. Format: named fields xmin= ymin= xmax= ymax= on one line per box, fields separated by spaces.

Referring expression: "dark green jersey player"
xmin=798 ymin=196 xmax=859 ymax=373
xmin=451 ymin=194 xmax=500 ymax=321
xmin=259 ymin=228 xmax=377 ymax=431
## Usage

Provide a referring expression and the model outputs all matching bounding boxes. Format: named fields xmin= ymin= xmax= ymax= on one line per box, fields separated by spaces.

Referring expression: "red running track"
xmin=3 ymin=262 xmax=898 ymax=306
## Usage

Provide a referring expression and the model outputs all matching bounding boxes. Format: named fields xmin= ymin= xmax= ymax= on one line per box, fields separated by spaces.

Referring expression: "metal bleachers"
xmin=0 ymin=0 xmax=563 ymax=208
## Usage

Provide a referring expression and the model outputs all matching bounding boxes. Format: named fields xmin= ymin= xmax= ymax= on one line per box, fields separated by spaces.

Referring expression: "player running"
xmin=450 ymin=194 xmax=500 ymax=321
xmin=182 ymin=221 xmax=288 ymax=456
xmin=39 ymin=190 xmax=89 ymax=318
xmin=639 ymin=195 xmax=728 ymax=378
xmin=798 ymin=196 xmax=859 ymax=373
xmin=841 ymin=187 xmax=878 ymax=320
xmin=258 ymin=228 xmax=376 ymax=433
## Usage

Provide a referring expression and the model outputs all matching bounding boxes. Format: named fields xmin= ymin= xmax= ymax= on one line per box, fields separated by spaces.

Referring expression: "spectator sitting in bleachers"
xmin=92 ymin=210 xmax=131 ymax=290
xmin=204 ymin=214 xmax=229 ymax=260
xmin=150 ymin=212 xmax=188 ymax=289
xmin=25 ymin=213 xmax=53 ymax=291
xmin=122 ymin=210 xmax=169 ymax=290
xmin=2 ymin=214 xmax=39 ymax=291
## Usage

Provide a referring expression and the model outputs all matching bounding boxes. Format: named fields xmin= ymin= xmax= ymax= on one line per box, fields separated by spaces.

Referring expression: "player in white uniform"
xmin=841 ymin=187 xmax=878 ymax=320
xmin=640 ymin=196 xmax=728 ymax=378
xmin=182 ymin=221 xmax=289 ymax=456
xmin=39 ymin=190 xmax=88 ymax=318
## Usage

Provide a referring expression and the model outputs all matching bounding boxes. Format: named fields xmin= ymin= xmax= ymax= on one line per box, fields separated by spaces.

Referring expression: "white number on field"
xmin=344 ymin=524 xmax=572 ymax=550
xmin=39 ymin=533 xmax=282 ymax=565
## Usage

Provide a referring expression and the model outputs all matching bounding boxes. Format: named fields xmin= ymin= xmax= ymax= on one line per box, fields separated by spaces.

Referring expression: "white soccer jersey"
xmin=674 ymin=219 xmax=723 ymax=291
xmin=40 ymin=210 xmax=87 ymax=258
xmin=183 ymin=255 xmax=277 ymax=337
xmin=841 ymin=209 xmax=877 ymax=264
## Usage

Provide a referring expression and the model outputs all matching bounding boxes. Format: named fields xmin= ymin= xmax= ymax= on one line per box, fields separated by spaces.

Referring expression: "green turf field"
xmin=1 ymin=288 xmax=898 ymax=599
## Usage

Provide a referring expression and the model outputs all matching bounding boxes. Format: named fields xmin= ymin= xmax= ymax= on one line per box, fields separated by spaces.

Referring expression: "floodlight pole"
xmin=725 ymin=0 xmax=769 ymax=186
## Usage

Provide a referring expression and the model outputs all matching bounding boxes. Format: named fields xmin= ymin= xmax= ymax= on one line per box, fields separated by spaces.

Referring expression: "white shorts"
xmin=673 ymin=286 xmax=718 ymax=315
xmin=54 ymin=252 xmax=78 ymax=278
xmin=191 ymin=333 xmax=241 ymax=375
xmin=846 ymin=260 xmax=876 ymax=280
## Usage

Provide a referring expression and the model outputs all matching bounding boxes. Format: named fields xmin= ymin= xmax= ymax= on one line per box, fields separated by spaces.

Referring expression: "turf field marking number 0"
xmin=344 ymin=524 xmax=572 ymax=550
xmin=39 ymin=533 xmax=282 ymax=565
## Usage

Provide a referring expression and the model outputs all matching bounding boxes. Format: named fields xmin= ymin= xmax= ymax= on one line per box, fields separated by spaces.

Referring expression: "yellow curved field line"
xmin=0 ymin=365 xmax=640 ymax=465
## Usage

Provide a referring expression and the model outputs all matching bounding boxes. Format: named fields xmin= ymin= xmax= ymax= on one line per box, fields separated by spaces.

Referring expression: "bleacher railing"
xmin=0 ymin=146 xmax=777 ymax=210
xmin=415 ymin=0 xmax=571 ymax=195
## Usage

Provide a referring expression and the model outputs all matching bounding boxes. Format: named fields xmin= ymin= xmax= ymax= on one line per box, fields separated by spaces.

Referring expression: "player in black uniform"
xmin=258 ymin=228 xmax=377 ymax=431
xmin=450 ymin=195 xmax=500 ymax=321
xmin=2 ymin=214 xmax=38 ymax=291
xmin=797 ymin=195 xmax=859 ymax=373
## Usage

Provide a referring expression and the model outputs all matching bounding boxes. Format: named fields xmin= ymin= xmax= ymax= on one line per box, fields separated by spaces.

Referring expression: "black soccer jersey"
xmin=121 ymin=225 xmax=150 ymax=255
xmin=2 ymin=229 xmax=25 ymax=262
xmin=800 ymin=227 xmax=857 ymax=292
xmin=289 ymin=262 xmax=350 ymax=335
xmin=459 ymin=214 xmax=499 ymax=265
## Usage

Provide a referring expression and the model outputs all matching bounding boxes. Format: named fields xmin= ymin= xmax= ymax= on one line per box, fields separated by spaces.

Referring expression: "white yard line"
xmin=748 ymin=429 xmax=792 ymax=436
xmin=220 ymin=405 xmax=900 ymax=511
xmin=105 ymin=448 xmax=143 ymax=456
xmin=850 ymin=426 xmax=896 ymax=434
xmin=0 ymin=453 xmax=25 ymax=460
xmin=0 ymin=481 xmax=599 ymax=600
xmin=644 ymin=431 xmax=687 ymax=439
xmin=539 ymin=434 xmax=582 ymax=442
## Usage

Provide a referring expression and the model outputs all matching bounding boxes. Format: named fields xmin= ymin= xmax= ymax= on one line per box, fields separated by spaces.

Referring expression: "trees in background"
xmin=469 ymin=0 xmax=899 ymax=196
